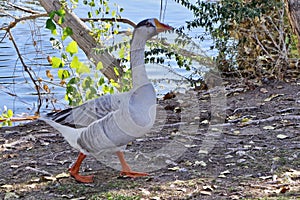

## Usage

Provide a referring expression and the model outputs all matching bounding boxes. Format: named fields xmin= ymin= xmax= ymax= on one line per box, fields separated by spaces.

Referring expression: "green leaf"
xmin=112 ymin=10 xmax=116 ymax=17
xmin=58 ymin=69 xmax=70 ymax=80
xmin=49 ymin=11 xmax=56 ymax=19
xmin=113 ymin=67 xmax=120 ymax=77
xmin=56 ymin=9 xmax=66 ymax=17
xmin=77 ymin=63 xmax=90 ymax=74
xmin=46 ymin=19 xmax=57 ymax=35
xmin=118 ymin=47 xmax=125 ymax=59
xmin=7 ymin=120 xmax=12 ymax=126
xmin=86 ymin=87 xmax=97 ymax=100
xmin=96 ymin=62 xmax=103 ymax=70
xmin=109 ymin=86 xmax=114 ymax=94
xmin=51 ymin=57 xmax=64 ymax=68
xmin=58 ymin=17 xmax=64 ymax=24
xmin=98 ymin=77 xmax=105 ymax=86
xmin=88 ymin=11 xmax=92 ymax=18
xmin=82 ymin=76 xmax=93 ymax=89
xmin=7 ymin=109 xmax=13 ymax=118
xmin=70 ymin=56 xmax=90 ymax=74
xmin=62 ymin=27 xmax=73 ymax=40
xmin=110 ymin=79 xmax=120 ymax=88
xmin=103 ymin=85 xmax=110 ymax=94
xmin=54 ymin=9 xmax=65 ymax=24
xmin=68 ymin=77 xmax=80 ymax=84
xmin=66 ymin=41 xmax=78 ymax=56
xmin=70 ymin=56 xmax=81 ymax=69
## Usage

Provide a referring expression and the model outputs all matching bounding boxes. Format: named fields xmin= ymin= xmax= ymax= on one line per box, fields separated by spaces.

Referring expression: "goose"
xmin=43 ymin=18 xmax=173 ymax=183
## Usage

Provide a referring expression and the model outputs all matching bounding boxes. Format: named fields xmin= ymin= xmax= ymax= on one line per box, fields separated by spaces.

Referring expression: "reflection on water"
xmin=0 ymin=0 xmax=210 ymax=116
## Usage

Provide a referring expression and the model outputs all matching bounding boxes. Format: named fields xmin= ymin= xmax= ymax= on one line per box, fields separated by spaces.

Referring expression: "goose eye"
xmin=145 ymin=22 xmax=152 ymax=27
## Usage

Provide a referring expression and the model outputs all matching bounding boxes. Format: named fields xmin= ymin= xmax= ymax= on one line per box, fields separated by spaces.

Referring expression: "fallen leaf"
xmin=201 ymin=120 xmax=209 ymax=124
xmin=228 ymin=115 xmax=239 ymax=120
xmin=1 ymin=184 xmax=13 ymax=189
xmin=259 ymin=175 xmax=272 ymax=180
xmin=225 ymin=155 xmax=233 ymax=159
xmin=198 ymin=150 xmax=209 ymax=154
xmin=184 ymin=160 xmax=193 ymax=166
xmin=200 ymin=190 xmax=212 ymax=195
xmin=203 ymin=185 xmax=214 ymax=191
xmin=260 ymin=88 xmax=268 ymax=93
xmin=140 ymin=188 xmax=151 ymax=196
xmin=3 ymin=154 xmax=18 ymax=159
xmin=220 ymin=170 xmax=231 ymax=174
xmin=218 ymin=174 xmax=226 ymax=178
xmin=168 ymin=166 xmax=180 ymax=171
xmin=279 ymin=185 xmax=290 ymax=193
xmin=184 ymin=144 xmax=198 ymax=148
xmin=194 ymin=160 xmax=207 ymax=167
xmin=55 ymin=172 xmax=70 ymax=179
xmin=237 ymin=158 xmax=246 ymax=163
xmin=263 ymin=125 xmax=275 ymax=130
xmin=276 ymin=134 xmax=289 ymax=139
xmin=264 ymin=94 xmax=284 ymax=102
xmin=163 ymin=91 xmax=176 ymax=100
xmin=41 ymin=176 xmax=57 ymax=182
xmin=241 ymin=118 xmax=250 ymax=123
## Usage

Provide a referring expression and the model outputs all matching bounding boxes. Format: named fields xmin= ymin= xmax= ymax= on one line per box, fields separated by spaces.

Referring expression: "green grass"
xmin=90 ymin=192 xmax=141 ymax=200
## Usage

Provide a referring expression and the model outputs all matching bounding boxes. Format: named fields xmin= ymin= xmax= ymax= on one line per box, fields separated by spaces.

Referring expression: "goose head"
xmin=133 ymin=18 xmax=173 ymax=40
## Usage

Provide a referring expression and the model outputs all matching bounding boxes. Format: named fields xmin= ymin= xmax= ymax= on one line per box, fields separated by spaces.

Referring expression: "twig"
xmin=0 ymin=13 xmax=48 ymax=31
xmin=0 ymin=116 xmax=39 ymax=123
xmin=232 ymin=106 xmax=259 ymax=114
xmin=244 ymin=115 xmax=300 ymax=125
xmin=8 ymin=2 xmax=41 ymax=14
xmin=212 ymin=115 xmax=300 ymax=127
xmin=7 ymin=30 xmax=42 ymax=115
xmin=80 ymin=17 xmax=136 ymax=27
xmin=25 ymin=166 xmax=53 ymax=176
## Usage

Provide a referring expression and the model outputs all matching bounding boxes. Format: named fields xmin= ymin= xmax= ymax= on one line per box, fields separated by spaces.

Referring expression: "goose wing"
xmin=48 ymin=93 xmax=123 ymax=128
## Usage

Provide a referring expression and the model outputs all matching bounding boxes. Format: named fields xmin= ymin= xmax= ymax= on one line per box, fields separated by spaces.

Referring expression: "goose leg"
xmin=116 ymin=151 xmax=149 ymax=177
xmin=69 ymin=152 xmax=94 ymax=183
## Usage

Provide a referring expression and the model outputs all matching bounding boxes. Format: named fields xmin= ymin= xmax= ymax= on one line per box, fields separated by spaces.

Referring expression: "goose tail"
xmin=41 ymin=118 xmax=83 ymax=151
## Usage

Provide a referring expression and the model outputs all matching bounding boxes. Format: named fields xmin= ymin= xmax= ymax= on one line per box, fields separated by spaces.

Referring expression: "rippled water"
xmin=0 ymin=0 xmax=210 ymax=116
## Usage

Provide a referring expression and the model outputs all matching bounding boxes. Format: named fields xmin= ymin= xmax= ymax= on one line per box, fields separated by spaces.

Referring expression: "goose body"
xmin=43 ymin=18 xmax=173 ymax=183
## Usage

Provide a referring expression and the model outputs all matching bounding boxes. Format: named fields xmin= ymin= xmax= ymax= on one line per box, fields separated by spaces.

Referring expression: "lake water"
xmin=0 ymin=0 xmax=211 ymax=117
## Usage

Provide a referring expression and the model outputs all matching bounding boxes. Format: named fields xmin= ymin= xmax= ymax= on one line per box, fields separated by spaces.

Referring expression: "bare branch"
xmin=8 ymin=30 xmax=42 ymax=115
xmin=7 ymin=2 xmax=41 ymax=14
xmin=0 ymin=13 xmax=48 ymax=31
xmin=81 ymin=17 xmax=137 ymax=28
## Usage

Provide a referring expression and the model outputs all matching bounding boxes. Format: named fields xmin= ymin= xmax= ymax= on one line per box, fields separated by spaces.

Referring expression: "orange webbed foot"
xmin=120 ymin=170 xmax=149 ymax=178
xmin=69 ymin=170 xmax=94 ymax=183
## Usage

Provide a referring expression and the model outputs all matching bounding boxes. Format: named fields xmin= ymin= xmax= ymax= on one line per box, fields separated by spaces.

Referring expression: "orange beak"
xmin=154 ymin=18 xmax=173 ymax=33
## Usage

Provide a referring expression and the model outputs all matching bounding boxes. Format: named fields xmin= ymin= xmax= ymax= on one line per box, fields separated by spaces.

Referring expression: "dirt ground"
xmin=0 ymin=80 xmax=299 ymax=200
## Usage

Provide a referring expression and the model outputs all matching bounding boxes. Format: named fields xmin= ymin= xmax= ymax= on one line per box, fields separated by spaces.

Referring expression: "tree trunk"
xmin=38 ymin=0 xmax=121 ymax=81
xmin=285 ymin=0 xmax=300 ymax=54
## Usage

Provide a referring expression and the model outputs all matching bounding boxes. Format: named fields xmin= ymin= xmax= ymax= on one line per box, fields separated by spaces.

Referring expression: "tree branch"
xmin=81 ymin=17 xmax=136 ymax=28
xmin=0 ymin=13 xmax=48 ymax=31
xmin=7 ymin=2 xmax=41 ymax=14
xmin=8 ymin=30 xmax=42 ymax=115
